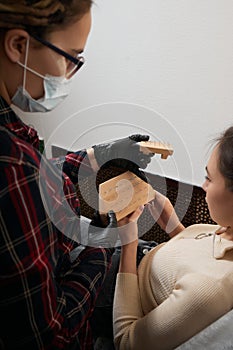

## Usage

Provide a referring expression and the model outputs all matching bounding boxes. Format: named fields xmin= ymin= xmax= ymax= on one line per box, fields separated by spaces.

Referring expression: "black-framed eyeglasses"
xmin=30 ymin=34 xmax=85 ymax=78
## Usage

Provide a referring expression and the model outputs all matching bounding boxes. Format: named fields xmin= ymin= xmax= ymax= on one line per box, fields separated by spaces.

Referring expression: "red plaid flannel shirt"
xmin=0 ymin=96 xmax=113 ymax=349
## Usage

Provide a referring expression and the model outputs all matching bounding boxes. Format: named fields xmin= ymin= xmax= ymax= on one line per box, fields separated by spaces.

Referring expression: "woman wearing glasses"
xmin=0 ymin=1 xmax=154 ymax=349
xmin=113 ymin=126 xmax=233 ymax=349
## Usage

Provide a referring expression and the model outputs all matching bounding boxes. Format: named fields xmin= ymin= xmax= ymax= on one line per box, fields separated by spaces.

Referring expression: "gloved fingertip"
xmin=145 ymin=153 xmax=154 ymax=161
xmin=140 ymin=163 xmax=147 ymax=169
xmin=141 ymin=135 xmax=150 ymax=141
xmin=108 ymin=209 xmax=115 ymax=215
xmin=107 ymin=210 xmax=117 ymax=222
xmin=129 ymin=134 xmax=150 ymax=142
xmin=136 ymin=134 xmax=150 ymax=142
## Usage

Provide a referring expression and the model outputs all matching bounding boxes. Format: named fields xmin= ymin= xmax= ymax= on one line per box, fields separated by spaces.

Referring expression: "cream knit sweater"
xmin=113 ymin=224 xmax=233 ymax=350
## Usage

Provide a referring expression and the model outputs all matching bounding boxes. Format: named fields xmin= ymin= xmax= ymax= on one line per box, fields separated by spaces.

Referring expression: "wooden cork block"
xmin=140 ymin=141 xmax=174 ymax=159
xmin=99 ymin=171 xmax=156 ymax=221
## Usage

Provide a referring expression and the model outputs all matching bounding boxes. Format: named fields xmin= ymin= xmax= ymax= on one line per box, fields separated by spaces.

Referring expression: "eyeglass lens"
xmin=30 ymin=34 xmax=85 ymax=78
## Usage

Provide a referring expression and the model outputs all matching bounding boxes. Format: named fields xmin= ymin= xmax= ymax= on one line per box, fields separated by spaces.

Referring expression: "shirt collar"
xmin=213 ymin=234 xmax=233 ymax=259
xmin=0 ymin=96 xmax=39 ymax=149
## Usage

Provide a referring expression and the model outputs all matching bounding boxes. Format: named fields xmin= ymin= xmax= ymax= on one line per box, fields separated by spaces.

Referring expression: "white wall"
xmin=19 ymin=0 xmax=233 ymax=186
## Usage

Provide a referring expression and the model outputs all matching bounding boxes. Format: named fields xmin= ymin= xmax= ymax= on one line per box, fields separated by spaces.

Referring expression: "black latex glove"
xmin=107 ymin=159 xmax=149 ymax=183
xmin=88 ymin=210 xmax=118 ymax=248
xmin=93 ymin=134 xmax=154 ymax=170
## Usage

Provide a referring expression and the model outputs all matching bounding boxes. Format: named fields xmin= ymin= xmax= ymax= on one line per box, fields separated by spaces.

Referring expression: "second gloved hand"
xmin=88 ymin=210 xmax=119 ymax=248
xmin=92 ymin=134 xmax=154 ymax=170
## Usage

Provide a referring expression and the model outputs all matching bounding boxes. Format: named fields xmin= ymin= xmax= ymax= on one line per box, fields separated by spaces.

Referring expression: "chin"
xmin=212 ymin=217 xmax=225 ymax=227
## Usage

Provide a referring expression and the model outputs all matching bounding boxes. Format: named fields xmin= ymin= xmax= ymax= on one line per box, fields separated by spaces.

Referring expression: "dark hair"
xmin=0 ymin=0 xmax=93 ymax=39
xmin=216 ymin=126 xmax=233 ymax=192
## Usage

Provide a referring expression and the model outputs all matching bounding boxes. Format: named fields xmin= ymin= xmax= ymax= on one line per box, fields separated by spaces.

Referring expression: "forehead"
xmin=48 ymin=11 xmax=92 ymax=48
xmin=207 ymin=146 xmax=220 ymax=174
xmin=207 ymin=145 xmax=229 ymax=189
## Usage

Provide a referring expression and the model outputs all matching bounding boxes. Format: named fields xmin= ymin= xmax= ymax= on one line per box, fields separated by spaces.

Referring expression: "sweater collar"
xmin=213 ymin=233 xmax=233 ymax=259
xmin=177 ymin=224 xmax=233 ymax=259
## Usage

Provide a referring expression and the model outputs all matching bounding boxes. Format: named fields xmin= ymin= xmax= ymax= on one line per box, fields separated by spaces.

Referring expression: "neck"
xmin=0 ymin=84 xmax=11 ymax=105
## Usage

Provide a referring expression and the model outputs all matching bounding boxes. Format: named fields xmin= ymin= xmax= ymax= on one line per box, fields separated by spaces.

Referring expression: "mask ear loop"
xmin=22 ymin=37 xmax=30 ymax=93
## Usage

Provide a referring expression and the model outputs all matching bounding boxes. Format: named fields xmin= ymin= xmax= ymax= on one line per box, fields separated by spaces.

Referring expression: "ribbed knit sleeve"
xmin=113 ymin=273 xmax=143 ymax=349
xmin=113 ymin=272 xmax=233 ymax=350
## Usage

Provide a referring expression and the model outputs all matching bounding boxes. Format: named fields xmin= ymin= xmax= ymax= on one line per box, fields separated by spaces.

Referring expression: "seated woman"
xmin=113 ymin=125 xmax=233 ymax=350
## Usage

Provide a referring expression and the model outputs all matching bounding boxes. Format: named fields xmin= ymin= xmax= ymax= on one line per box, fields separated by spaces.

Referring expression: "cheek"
xmin=29 ymin=49 xmax=65 ymax=77
xmin=206 ymin=189 xmax=223 ymax=220
xmin=24 ymin=72 xmax=44 ymax=99
xmin=25 ymin=52 xmax=66 ymax=99
xmin=44 ymin=54 xmax=65 ymax=77
xmin=207 ymin=189 xmax=233 ymax=226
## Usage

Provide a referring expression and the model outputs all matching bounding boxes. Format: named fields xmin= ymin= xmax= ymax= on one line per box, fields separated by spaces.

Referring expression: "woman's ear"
xmin=4 ymin=29 xmax=29 ymax=63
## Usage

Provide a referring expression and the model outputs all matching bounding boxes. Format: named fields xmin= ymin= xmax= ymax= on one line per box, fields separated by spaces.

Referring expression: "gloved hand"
xmin=88 ymin=210 xmax=118 ymax=248
xmin=93 ymin=134 xmax=154 ymax=172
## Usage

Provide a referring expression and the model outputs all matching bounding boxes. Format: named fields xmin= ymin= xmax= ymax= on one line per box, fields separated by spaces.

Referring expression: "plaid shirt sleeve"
xmin=53 ymin=150 xmax=95 ymax=186
xmin=0 ymin=128 xmax=113 ymax=349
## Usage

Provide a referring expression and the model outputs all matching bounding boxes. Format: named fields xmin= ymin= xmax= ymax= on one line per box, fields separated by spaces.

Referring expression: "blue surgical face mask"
xmin=11 ymin=38 xmax=73 ymax=113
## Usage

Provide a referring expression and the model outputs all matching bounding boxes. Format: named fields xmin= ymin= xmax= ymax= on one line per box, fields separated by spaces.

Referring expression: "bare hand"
xmin=147 ymin=191 xmax=184 ymax=237
xmin=118 ymin=206 xmax=144 ymax=245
